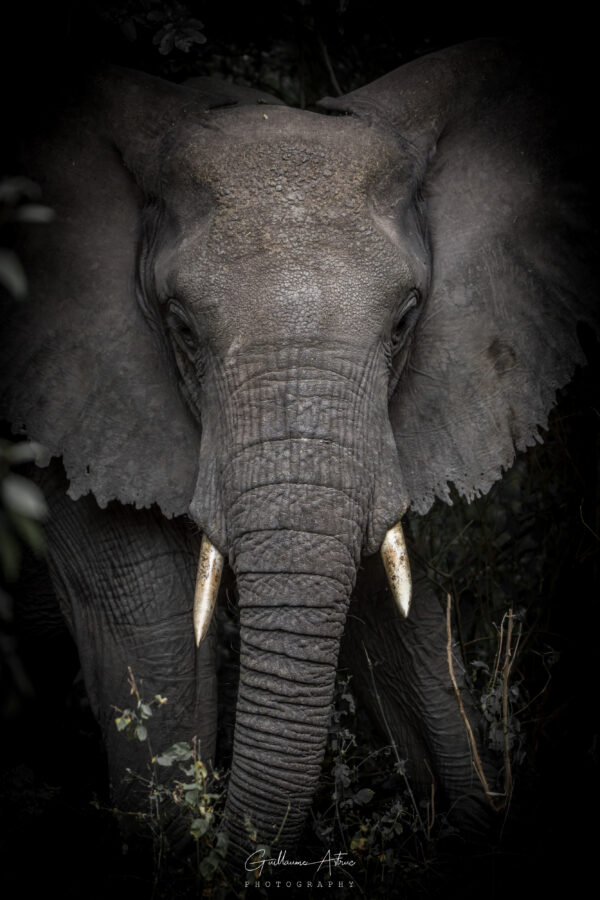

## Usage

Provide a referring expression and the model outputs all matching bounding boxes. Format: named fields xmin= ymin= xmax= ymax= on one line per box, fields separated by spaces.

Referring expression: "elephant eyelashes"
xmin=387 ymin=290 xmax=419 ymax=398
xmin=390 ymin=290 xmax=419 ymax=353
xmin=164 ymin=303 xmax=206 ymax=402
xmin=165 ymin=303 xmax=198 ymax=358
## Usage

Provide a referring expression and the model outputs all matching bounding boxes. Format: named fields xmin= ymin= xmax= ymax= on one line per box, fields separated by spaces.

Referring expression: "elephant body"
xmin=1 ymin=39 xmax=597 ymax=872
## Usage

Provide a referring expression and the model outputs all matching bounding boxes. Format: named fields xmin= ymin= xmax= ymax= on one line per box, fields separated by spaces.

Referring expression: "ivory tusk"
xmin=380 ymin=521 xmax=412 ymax=618
xmin=193 ymin=535 xmax=224 ymax=646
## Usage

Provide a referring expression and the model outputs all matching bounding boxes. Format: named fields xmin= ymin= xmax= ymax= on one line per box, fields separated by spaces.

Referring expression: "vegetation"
xmin=0 ymin=176 xmax=54 ymax=719
xmin=111 ymin=669 xmax=230 ymax=893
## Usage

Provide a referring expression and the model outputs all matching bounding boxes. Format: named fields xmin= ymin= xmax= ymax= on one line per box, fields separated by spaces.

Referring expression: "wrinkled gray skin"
xmin=1 ymin=40 xmax=596 ymax=861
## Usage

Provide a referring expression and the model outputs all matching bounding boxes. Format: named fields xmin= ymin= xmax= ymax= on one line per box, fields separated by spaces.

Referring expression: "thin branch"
xmin=273 ymin=802 xmax=291 ymax=846
xmin=423 ymin=758 xmax=436 ymax=840
xmin=500 ymin=610 xmax=521 ymax=801
xmin=489 ymin=611 xmax=506 ymax=695
xmin=579 ymin=500 xmax=600 ymax=542
xmin=445 ymin=595 xmax=504 ymax=812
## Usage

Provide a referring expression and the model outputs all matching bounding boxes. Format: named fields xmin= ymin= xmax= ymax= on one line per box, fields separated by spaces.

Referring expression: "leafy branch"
xmin=113 ymin=668 xmax=229 ymax=887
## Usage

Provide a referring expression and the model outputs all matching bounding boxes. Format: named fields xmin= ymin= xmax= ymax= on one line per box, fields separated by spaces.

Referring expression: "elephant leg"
xmin=342 ymin=552 xmax=498 ymax=835
xmin=35 ymin=461 xmax=218 ymax=816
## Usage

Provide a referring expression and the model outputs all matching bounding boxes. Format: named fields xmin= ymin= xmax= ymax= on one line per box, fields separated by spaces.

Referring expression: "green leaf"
xmin=199 ymin=852 xmax=220 ymax=878
xmin=139 ymin=702 xmax=153 ymax=719
xmin=135 ymin=724 xmax=148 ymax=742
xmin=179 ymin=781 xmax=201 ymax=791
xmin=1 ymin=441 xmax=46 ymax=465
xmin=0 ymin=176 xmax=40 ymax=203
xmin=115 ymin=715 xmax=131 ymax=732
xmin=155 ymin=26 xmax=174 ymax=55
xmin=169 ymin=742 xmax=194 ymax=760
xmin=0 ymin=249 xmax=27 ymax=299
xmin=156 ymin=741 xmax=193 ymax=765
xmin=334 ymin=761 xmax=351 ymax=787
xmin=215 ymin=831 xmax=228 ymax=858
xmin=14 ymin=204 xmax=55 ymax=224
xmin=156 ymin=754 xmax=173 ymax=766
xmin=353 ymin=788 xmax=375 ymax=806
xmin=244 ymin=816 xmax=257 ymax=843
xmin=190 ymin=817 xmax=209 ymax=838
xmin=2 ymin=474 xmax=48 ymax=520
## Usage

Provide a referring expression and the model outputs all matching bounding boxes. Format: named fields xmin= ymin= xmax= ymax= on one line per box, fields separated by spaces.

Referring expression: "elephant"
xmin=1 ymin=38 xmax=597 ymax=873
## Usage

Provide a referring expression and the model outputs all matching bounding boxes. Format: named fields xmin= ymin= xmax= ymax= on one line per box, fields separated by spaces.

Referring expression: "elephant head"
xmin=1 ymin=40 xmax=596 ymax=858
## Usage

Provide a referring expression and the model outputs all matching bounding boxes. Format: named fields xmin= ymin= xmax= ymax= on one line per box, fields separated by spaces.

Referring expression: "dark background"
xmin=1 ymin=3 xmax=598 ymax=898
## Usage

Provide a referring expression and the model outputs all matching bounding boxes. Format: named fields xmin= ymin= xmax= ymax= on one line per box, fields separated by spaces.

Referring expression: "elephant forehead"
xmin=205 ymin=183 xmax=389 ymax=261
xmin=163 ymin=110 xmax=418 ymax=333
xmin=198 ymin=141 xmax=379 ymax=213
xmin=167 ymin=107 xmax=400 ymax=223
xmin=182 ymin=103 xmax=395 ymax=178
xmin=185 ymin=134 xmax=403 ymax=270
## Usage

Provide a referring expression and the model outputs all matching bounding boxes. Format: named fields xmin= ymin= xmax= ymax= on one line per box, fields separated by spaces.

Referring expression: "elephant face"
xmin=147 ymin=107 xmax=426 ymax=372
xmin=1 ymin=41 xmax=596 ymax=859
xmin=143 ymin=106 xmax=427 ymax=556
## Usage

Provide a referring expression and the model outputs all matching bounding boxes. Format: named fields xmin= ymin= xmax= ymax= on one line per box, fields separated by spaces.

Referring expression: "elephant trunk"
xmin=193 ymin=344 xmax=406 ymax=859
xmin=224 ymin=457 xmax=363 ymax=855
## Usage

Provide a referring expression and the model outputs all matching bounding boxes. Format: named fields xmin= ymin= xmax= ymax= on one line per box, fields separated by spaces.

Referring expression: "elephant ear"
xmin=0 ymin=68 xmax=281 ymax=516
xmin=321 ymin=40 xmax=598 ymax=513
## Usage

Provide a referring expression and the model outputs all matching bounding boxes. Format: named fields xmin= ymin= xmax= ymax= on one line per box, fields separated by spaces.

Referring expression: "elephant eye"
xmin=165 ymin=300 xmax=197 ymax=355
xmin=390 ymin=290 xmax=419 ymax=353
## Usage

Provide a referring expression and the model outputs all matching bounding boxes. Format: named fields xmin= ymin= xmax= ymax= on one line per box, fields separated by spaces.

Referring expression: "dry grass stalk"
xmin=445 ymin=594 xmax=516 ymax=812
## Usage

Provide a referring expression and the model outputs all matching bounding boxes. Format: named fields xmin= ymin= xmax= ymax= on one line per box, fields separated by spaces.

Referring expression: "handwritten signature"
xmin=245 ymin=848 xmax=356 ymax=877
